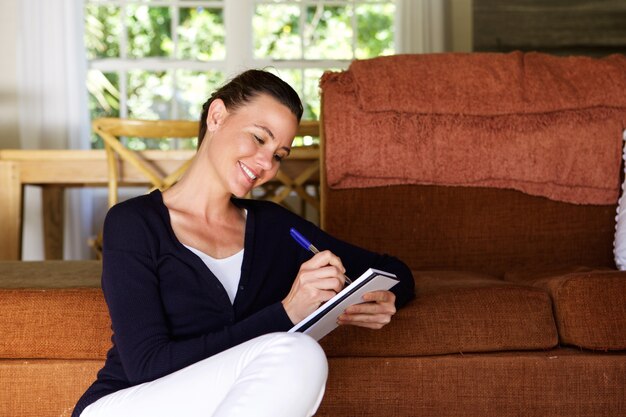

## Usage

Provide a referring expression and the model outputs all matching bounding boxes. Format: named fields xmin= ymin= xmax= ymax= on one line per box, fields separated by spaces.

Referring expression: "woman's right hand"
xmin=282 ymin=250 xmax=347 ymax=324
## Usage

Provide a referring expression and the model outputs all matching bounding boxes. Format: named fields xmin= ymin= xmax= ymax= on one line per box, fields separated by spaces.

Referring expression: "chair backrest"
xmin=92 ymin=117 xmax=199 ymax=208
xmin=93 ymin=117 xmax=322 ymax=211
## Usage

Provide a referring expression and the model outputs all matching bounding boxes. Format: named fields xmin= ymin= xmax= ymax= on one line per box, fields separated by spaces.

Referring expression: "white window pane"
xmin=127 ymin=5 xmax=173 ymax=58
xmin=176 ymin=69 xmax=225 ymax=121
xmin=85 ymin=5 xmax=121 ymax=59
xmin=127 ymin=70 xmax=174 ymax=120
xmin=356 ymin=3 xmax=395 ymax=59
xmin=178 ymin=7 xmax=225 ymax=61
xmin=87 ymin=70 xmax=121 ymax=148
xmin=304 ymin=4 xmax=354 ymax=60
xmin=303 ymin=68 xmax=327 ymax=120
xmin=87 ymin=70 xmax=120 ymax=119
xmin=253 ymin=4 xmax=301 ymax=59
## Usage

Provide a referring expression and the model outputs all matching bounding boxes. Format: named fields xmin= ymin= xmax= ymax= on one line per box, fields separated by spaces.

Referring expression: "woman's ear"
xmin=206 ymin=98 xmax=228 ymax=132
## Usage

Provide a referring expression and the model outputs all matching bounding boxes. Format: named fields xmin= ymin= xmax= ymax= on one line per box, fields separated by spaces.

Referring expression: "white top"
xmin=185 ymin=245 xmax=244 ymax=304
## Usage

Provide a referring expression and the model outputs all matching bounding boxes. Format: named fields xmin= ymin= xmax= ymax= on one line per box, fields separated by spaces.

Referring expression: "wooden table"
xmin=0 ymin=148 xmax=320 ymax=260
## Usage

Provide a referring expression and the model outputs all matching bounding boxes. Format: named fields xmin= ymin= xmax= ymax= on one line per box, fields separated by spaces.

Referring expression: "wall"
xmin=447 ymin=0 xmax=473 ymax=53
xmin=0 ymin=0 xmax=47 ymax=260
xmin=474 ymin=0 xmax=626 ymax=56
xmin=0 ymin=0 xmax=19 ymax=149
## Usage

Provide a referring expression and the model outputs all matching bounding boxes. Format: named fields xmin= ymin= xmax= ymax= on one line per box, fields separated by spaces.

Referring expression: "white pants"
xmin=81 ymin=333 xmax=328 ymax=417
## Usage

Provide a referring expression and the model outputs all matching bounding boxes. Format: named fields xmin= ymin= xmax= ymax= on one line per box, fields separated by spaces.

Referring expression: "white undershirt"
xmin=185 ymin=245 xmax=244 ymax=305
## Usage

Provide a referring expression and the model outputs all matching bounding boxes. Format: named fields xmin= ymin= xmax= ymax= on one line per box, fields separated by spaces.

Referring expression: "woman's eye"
xmin=273 ymin=154 xmax=284 ymax=162
xmin=253 ymin=135 xmax=265 ymax=145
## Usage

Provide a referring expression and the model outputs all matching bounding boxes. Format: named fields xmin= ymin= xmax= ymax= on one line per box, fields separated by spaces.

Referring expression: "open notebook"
xmin=289 ymin=268 xmax=399 ymax=341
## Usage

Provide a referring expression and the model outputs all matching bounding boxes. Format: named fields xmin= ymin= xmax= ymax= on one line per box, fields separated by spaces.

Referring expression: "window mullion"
xmin=299 ymin=1 xmax=307 ymax=114
xmin=300 ymin=2 xmax=306 ymax=61
xmin=171 ymin=4 xmax=179 ymax=123
xmin=351 ymin=1 xmax=358 ymax=58
xmin=172 ymin=5 xmax=179 ymax=60
xmin=89 ymin=0 xmax=223 ymax=6
xmin=120 ymin=1 xmax=128 ymax=118
xmin=225 ymin=0 xmax=254 ymax=77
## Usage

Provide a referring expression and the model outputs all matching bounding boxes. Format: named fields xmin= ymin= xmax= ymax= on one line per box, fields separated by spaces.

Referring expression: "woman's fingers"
xmin=296 ymin=276 xmax=345 ymax=302
xmin=300 ymin=250 xmax=346 ymax=275
xmin=282 ymin=250 xmax=347 ymax=324
xmin=362 ymin=290 xmax=396 ymax=304
xmin=298 ymin=266 xmax=345 ymax=292
xmin=337 ymin=313 xmax=392 ymax=329
xmin=344 ymin=291 xmax=396 ymax=314
xmin=337 ymin=290 xmax=397 ymax=329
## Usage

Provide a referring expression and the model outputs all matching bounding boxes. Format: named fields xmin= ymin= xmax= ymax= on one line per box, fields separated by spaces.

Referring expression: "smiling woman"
xmin=71 ymin=69 xmax=416 ymax=417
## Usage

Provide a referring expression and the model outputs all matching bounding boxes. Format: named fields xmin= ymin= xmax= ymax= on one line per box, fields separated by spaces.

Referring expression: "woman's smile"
xmin=238 ymin=161 xmax=258 ymax=183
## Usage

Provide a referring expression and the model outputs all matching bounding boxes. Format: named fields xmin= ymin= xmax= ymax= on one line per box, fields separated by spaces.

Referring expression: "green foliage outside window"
xmin=85 ymin=1 xmax=395 ymax=149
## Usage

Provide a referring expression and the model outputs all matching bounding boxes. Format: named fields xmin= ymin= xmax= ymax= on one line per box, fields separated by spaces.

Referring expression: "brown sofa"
xmin=2 ymin=52 xmax=626 ymax=417
xmin=2 ymin=219 xmax=625 ymax=416
xmin=315 ymin=53 xmax=626 ymax=416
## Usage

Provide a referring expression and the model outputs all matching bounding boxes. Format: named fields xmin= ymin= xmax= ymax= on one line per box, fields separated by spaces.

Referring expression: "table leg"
xmin=42 ymin=185 xmax=65 ymax=260
xmin=0 ymin=161 xmax=22 ymax=260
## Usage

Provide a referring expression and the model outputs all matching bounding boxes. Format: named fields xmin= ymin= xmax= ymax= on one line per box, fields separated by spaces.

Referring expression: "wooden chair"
xmin=92 ymin=117 xmax=199 ymax=208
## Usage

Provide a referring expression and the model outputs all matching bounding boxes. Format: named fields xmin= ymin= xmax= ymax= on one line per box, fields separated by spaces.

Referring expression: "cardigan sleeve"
xmin=101 ymin=202 xmax=293 ymax=385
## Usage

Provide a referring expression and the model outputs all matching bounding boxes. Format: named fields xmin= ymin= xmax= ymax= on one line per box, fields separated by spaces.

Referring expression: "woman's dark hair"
xmin=197 ymin=69 xmax=303 ymax=147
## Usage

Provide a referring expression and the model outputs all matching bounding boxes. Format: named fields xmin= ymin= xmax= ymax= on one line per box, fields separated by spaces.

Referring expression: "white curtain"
xmin=17 ymin=0 xmax=93 ymax=259
xmin=396 ymin=0 xmax=446 ymax=54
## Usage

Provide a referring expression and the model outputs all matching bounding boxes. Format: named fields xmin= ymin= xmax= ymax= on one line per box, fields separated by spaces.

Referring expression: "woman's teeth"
xmin=240 ymin=162 xmax=257 ymax=180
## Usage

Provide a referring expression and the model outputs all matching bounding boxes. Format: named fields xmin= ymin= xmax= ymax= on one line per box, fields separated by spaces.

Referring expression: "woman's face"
xmin=203 ymin=93 xmax=299 ymax=198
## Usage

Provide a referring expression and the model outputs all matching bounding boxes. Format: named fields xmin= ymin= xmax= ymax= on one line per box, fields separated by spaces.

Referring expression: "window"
xmin=85 ymin=0 xmax=396 ymax=148
xmin=251 ymin=0 xmax=395 ymax=124
xmin=85 ymin=0 xmax=227 ymax=149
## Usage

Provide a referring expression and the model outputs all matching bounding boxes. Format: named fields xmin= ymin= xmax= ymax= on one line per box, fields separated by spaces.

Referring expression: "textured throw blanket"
xmin=321 ymin=52 xmax=626 ymax=205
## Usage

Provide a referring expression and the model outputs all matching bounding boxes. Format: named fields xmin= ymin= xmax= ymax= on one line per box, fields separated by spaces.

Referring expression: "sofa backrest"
xmin=320 ymin=53 xmax=626 ymax=275
xmin=321 ymin=182 xmax=617 ymax=276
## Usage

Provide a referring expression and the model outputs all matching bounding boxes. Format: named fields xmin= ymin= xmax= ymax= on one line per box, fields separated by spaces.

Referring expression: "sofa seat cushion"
xmin=505 ymin=267 xmax=626 ymax=350
xmin=0 ymin=359 xmax=103 ymax=417
xmin=0 ymin=261 xmax=111 ymax=359
xmin=321 ymin=271 xmax=558 ymax=356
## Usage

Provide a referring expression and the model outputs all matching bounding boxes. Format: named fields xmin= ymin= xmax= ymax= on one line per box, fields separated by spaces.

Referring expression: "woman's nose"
xmin=255 ymin=148 xmax=274 ymax=171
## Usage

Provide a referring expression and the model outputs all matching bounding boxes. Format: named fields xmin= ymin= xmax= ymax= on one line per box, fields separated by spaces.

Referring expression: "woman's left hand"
xmin=337 ymin=290 xmax=397 ymax=329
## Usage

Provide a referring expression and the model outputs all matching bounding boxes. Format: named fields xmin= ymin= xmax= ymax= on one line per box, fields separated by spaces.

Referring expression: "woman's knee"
xmin=268 ymin=333 xmax=328 ymax=380
xmin=291 ymin=332 xmax=326 ymax=362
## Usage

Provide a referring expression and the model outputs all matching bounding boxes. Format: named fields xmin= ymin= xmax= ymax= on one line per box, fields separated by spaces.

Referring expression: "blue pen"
xmin=290 ymin=228 xmax=352 ymax=285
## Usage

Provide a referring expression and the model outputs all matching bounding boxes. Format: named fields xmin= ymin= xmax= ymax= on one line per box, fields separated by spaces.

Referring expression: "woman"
xmin=73 ymin=69 xmax=415 ymax=417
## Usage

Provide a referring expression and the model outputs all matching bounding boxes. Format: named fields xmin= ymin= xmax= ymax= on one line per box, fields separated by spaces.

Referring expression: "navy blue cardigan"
xmin=73 ymin=190 xmax=414 ymax=416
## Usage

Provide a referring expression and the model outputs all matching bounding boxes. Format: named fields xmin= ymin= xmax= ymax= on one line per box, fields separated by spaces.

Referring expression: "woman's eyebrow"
xmin=253 ymin=124 xmax=275 ymax=141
